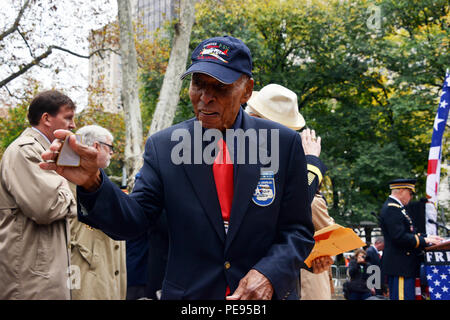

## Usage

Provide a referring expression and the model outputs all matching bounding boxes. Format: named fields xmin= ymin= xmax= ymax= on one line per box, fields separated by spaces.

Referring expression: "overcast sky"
xmin=0 ymin=0 xmax=118 ymax=111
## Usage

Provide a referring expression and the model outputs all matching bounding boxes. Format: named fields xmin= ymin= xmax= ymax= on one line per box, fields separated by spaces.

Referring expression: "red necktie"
xmin=213 ymin=139 xmax=233 ymax=230
xmin=213 ymin=138 xmax=233 ymax=297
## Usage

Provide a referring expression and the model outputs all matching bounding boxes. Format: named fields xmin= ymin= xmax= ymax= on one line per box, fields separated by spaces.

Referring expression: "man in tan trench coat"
xmin=0 ymin=90 xmax=77 ymax=299
xmin=69 ymin=125 xmax=127 ymax=300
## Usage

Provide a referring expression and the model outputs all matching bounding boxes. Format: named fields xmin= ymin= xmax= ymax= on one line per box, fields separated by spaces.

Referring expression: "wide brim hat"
xmin=247 ymin=84 xmax=305 ymax=130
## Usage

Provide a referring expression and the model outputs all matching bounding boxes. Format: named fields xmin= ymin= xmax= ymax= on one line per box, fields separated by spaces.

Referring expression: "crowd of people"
xmin=0 ymin=35 xmax=445 ymax=300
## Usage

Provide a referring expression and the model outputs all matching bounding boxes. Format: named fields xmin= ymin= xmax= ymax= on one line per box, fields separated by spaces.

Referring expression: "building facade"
xmin=88 ymin=24 xmax=122 ymax=113
xmin=136 ymin=0 xmax=178 ymax=36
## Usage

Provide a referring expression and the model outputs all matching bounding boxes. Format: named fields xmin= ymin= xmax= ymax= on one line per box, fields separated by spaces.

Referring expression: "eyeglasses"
xmin=98 ymin=141 xmax=114 ymax=152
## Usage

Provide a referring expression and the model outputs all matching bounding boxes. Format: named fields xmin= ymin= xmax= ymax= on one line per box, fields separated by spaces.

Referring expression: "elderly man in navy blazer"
xmin=40 ymin=35 xmax=315 ymax=300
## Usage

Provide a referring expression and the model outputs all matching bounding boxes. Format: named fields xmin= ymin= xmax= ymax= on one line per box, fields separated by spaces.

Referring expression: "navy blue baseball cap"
xmin=181 ymin=35 xmax=253 ymax=84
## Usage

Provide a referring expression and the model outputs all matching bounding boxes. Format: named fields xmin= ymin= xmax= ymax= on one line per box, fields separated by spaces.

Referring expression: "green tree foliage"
xmin=0 ymin=101 xmax=29 ymax=157
xmin=0 ymin=79 xmax=41 ymax=158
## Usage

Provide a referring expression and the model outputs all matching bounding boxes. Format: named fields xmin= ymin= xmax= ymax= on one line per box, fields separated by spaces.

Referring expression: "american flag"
xmin=425 ymin=265 xmax=450 ymax=300
xmin=425 ymin=73 xmax=450 ymax=235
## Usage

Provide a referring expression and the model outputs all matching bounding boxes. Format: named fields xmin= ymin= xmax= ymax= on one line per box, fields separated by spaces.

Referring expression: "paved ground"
xmin=331 ymin=283 xmax=346 ymax=300
xmin=332 ymin=291 xmax=346 ymax=300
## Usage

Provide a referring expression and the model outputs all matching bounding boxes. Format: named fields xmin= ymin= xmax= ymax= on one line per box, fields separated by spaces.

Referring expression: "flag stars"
xmin=440 ymin=100 xmax=448 ymax=109
xmin=427 ymin=265 xmax=450 ymax=300
xmin=433 ymin=115 xmax=444 ymax=131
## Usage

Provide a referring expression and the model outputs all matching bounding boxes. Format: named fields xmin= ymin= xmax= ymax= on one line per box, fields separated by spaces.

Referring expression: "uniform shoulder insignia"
xmin=83 ymin=223 xmax=94 ymax=231
xmin=388 ymin=203 xmax=402 ymax=208
xmin=17 ymin=136 xmax=36 ymax=147
xmin=307 ymin=164 xmax=323 ymax=185
xmin=307 ymin=172 xmax=315 ymax=186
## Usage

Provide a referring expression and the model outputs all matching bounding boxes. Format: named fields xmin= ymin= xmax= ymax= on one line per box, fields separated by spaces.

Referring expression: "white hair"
xmin=76 ymin=125 xmax=114 ymax=146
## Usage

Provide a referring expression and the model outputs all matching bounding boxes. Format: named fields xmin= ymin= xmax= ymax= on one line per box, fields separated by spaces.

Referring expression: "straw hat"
xmin=246 ymin=84 xmax=305 ymax=130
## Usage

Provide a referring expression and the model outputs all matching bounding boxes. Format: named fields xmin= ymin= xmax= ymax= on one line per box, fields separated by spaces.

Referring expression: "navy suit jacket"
xmin=77 ymin=109 xmax=314 ymax=300
xmin=365 ymin=246 xmax=381 ymax=268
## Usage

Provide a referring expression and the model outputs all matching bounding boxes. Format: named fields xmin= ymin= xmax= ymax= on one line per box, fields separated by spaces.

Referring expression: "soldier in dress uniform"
xmin=379 ymin=179 xmax=443 ymax=300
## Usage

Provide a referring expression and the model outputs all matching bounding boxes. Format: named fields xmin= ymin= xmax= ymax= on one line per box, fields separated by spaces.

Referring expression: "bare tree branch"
xmin=0 ymin=0 xmax=31 ymax=42
xmin=17 ymin=28 xmax=35 ymax=59
xmin=0 ymin=45 xmax=120 ymax=88
xmin=0 ymin=46 xmax=53 ymax=88
xmin=52 ymin=45 xmax=120 ymax=59
xmin=4 ymin=84 xmax=23 ymax=100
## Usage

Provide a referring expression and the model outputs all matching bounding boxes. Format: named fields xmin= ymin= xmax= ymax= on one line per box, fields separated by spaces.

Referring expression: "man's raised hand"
xmin=300 ymin=128 xmax=321 ymax=157
xmin=40 ymin=129 xmax=102 ymax=191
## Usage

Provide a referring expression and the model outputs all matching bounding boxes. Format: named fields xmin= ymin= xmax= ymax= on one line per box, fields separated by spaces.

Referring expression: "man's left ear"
xmin=241 ymin=77 xmax=254 ymax=103
xmin=41 ymin=112 xmax=51 ymax=127
xmin=93 ymin=141 xmax=101 ymax=151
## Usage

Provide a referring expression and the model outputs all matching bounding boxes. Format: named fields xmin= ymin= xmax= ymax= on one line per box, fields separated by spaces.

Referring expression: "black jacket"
xmin=347 ymin=259 xmax=371 ymax=293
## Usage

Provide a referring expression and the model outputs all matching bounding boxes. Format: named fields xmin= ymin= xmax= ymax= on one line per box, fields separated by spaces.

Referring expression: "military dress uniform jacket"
xmin=77 ymin=109 xmax=315 ymax=300
xmin=0 ymin=128 xmax=76 ymax=299
xmin=379 ymin=197 xmax=427 ymax=278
